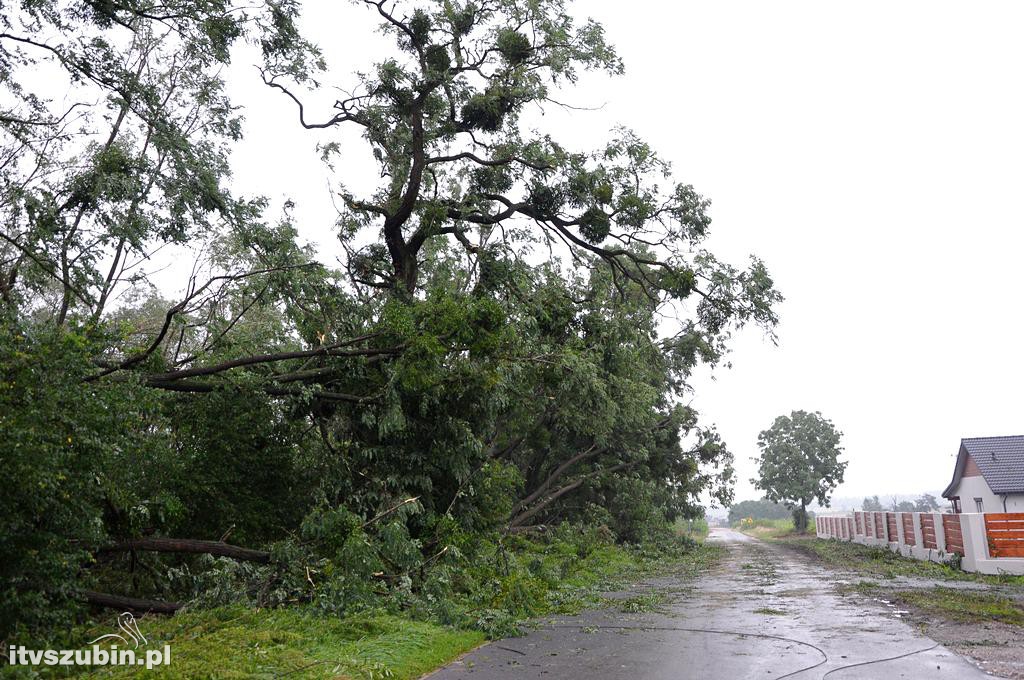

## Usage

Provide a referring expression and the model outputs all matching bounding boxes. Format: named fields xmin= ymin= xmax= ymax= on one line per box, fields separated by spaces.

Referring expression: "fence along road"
xmin=817 ymin=511 xmax=1024 ymax=575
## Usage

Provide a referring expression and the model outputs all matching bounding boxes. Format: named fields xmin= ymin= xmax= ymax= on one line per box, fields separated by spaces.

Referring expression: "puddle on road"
xmin=873 ymin=597 xmax=914 ymax=619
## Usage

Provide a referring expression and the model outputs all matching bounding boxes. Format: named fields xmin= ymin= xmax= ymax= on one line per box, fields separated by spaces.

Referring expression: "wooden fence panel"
xmin=873 ymin=513 xmax=884 ymax=538
xmin=855 ymin=512 xmax=863 ymax=534
xmin=985 ymin=513 xmax=1024 ymax=558
xmin=886 ymin=512 xmax=897 ymax=542
xmin=942 ymin=514 xmax=964 ymax=555
xmin=920 ymin=514 xmax=937 ymax=549
xmin=902 ymin=514 xmax=916 ymax=546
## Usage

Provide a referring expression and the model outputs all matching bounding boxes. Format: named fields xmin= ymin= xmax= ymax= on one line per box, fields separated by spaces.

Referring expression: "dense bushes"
xmin=727 ymin=499 xmax=792 ymax=525
xmin=1 ymin=267 xmax=732 ymax=643
xmin=0 ymin=323 xmax=161 ymax=635
xmin=166 ymin=520 xmax=694 ymax=639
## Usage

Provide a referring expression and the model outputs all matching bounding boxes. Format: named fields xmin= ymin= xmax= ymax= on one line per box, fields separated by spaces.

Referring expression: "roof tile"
xmin=962 ymin=435 xmax=1024 ymax=494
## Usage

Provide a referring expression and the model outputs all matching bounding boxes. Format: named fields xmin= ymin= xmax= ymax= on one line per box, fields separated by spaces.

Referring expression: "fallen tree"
xmin=80 ymin=591 xmax=182 ymax=615
xmin=98 ymin=538 xmax=271 ymax=564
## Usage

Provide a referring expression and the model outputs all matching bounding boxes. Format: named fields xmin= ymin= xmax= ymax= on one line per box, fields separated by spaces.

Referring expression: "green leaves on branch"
xmin=752 ymin=410 xmax=847 ymax=532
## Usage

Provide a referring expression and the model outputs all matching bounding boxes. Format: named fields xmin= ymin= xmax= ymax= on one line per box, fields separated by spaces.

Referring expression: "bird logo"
xmin=88 ymin=612 xmax=148 ymax=649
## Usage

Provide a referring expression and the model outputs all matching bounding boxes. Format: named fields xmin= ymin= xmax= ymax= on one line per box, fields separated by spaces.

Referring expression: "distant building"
xmin=942 ymin=436 xmax=1024 ymax=513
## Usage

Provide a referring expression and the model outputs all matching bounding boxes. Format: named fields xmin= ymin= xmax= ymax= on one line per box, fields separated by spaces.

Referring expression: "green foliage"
xmin=496 ymin=29 xmax=532 ymax=64
xmin=162 ymin=388 xmax=307 ymax=543
xmin=460 ymin=91 xmax=515 ymax=132
xmin=578 ymin=207 xmax=611 ymax=243
xmin=158 ymin=520 xmax=712 ymax=641
xmin=0 ymin=321 xmax=171 ymax=636
xmin=674 ymin=517 xmax=709 ymax=540
xmin=728 ymin=499 xmax=792 ymax=524
xmin=0 ymin=325 xmax=100 ymax=636
xmin=752 ymin=410 xmax=846 ymax=533
xmin=0 ymin=0 xmax=780 ymax=647
xmin=0 ymin=0 xmax=313 ymax=321
xmin=32 ymin=537 xmax=720 ymax=679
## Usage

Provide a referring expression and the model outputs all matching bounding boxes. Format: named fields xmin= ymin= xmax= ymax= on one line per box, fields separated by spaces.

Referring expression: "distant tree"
xmin=862 ymin=495 xmax=884 ymax=511
xmin=752 ymin=410 xmax=846 ymax=533
xmin=894 ymin=500 xmax=916 ymax=512
xmin=914 ymin=494 xmax=941 ymax=512
xmin=727 ymin=499 xmax=790 ymax=525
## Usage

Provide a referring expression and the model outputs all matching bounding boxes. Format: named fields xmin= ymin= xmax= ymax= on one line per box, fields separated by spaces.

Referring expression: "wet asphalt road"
xmin=429 ymin=528 xmax=998 ymax=680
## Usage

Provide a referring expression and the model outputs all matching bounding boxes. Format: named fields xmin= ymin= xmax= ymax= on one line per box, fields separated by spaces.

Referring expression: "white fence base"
xmin=816 ymin=511 xmax=1024 ymax=575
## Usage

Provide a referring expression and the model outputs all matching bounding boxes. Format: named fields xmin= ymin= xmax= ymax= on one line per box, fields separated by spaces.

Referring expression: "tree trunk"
xmin=99 ymin=537 xmax=270 ymax=563
xmin=80 ymin=590 xmax=182 ymax=614
xmin=793 ymin=501 xmax=808 ymax=533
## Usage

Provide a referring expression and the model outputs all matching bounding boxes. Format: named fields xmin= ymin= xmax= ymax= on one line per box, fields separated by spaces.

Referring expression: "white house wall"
xmin=952 ymin=476 xmax=1003 ymax=512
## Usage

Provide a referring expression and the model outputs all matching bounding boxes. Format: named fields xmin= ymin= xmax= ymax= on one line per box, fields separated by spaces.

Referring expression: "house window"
xmin=951 ymin=497 xmax=961 ymax=514
xmin=975 ymin=498 xmax=984 ymax=513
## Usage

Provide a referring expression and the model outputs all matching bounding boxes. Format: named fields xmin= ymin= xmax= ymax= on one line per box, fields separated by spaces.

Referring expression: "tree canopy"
xmin=0 ymin=0 xmax=781 ymax=641
xmin=752 ymin=410 xmax=846 ymax=533
xmin=727 ymin=499 xmax=792 ymax=525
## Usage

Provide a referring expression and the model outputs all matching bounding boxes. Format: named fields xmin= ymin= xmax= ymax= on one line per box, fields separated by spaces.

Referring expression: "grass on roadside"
xmin=673 ymin=517 xmax=709 ymax=541
xmin=733 ymin=518 xmax=800 ymax=539
xmin=786 ymin=536 xmax=1024 ymax=631
xmin=29 ymin=540 xmax=722 ymax=679
xmin=512 ymin=541 xmax=722 ymax=618
xmin=843 ymin=581 xmax=1024 ymax=627
xmin=71 ymin=609 xmax=483 ymax=679
xmin=781 ymin=536 xmax=1024 ymax=586
xmin=891 ymin=588 xmax=1024 ymax=626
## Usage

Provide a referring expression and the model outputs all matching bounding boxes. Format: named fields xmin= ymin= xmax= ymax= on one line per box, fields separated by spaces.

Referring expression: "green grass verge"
xmin=56 ymin=609 xmax=483 ymax=679
xmin=547 ymin=543 xmax=722 ymax=617
xmin=19 ymin=541 xmax=722 ymax=679
xmin=733 ymin=518 xmax=803 ymax=539
xmin=788 ymin=536 xmax=1024 ymax=630
xmin=494 ymin=541 xmax=723 ymax=619
xmin=890 ymin=588 xmax=1024 ymax=626
xmin=841 ymin=581 xmax=1024 ymax=628
xmin=673 ymin=517 xmax=709 ymax=541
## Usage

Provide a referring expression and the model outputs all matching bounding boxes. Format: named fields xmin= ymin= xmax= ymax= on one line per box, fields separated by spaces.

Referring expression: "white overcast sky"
xmin=223 ymin=1 xmax=1024 ymax=505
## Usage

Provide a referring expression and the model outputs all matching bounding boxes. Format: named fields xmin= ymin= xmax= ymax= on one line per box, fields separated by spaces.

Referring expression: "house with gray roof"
xmin=942 ymin=435 xmax=1024 ymax=513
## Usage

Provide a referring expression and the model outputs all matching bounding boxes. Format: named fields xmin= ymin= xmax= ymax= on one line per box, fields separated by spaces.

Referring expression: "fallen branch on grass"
xmin=80 ymin=590 xmax=182 ymax=614
xmin=99 ymin=537 xmax=271 ymax=563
